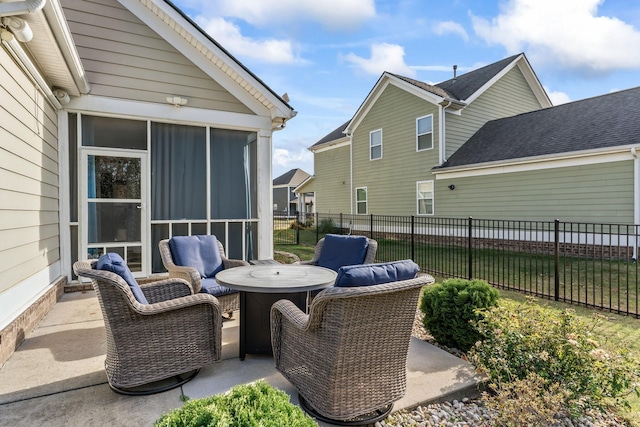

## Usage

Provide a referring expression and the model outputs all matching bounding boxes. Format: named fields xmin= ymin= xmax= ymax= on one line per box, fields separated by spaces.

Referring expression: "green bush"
xmin=318 ymin=218 xmax=338 ymax=234
xmin=470 ymin=298 xmax=640 ymax=414
xmin=420 ymin=278 xmax=499 ymax=351
xmin=155 ymin=380 xmax=317 ymax=427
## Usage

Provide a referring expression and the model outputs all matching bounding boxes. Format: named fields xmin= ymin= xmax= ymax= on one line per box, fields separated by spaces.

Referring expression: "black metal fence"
xmin=274 ymin=211 xmax=640 ymax=317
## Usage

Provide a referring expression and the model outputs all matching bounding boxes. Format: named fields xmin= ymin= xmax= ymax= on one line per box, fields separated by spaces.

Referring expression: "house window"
xmin=416 ymin=115 xmax=433 ymax=151
xmin=356 ymin=187 xmax=368 ymax=214
xmin=417 ymin=181 xmax=434 ymax=215
xmin=370 ymin=129 xmax=382 ymax=160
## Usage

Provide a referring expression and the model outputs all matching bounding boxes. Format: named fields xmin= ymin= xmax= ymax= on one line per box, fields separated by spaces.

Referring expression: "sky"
xmin=172 ymin=0 xmax=640 ymax=180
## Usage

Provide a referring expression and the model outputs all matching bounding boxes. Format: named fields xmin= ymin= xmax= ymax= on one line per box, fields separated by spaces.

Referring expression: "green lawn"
xmin=275 ymin=239 xmax=640 ymax=422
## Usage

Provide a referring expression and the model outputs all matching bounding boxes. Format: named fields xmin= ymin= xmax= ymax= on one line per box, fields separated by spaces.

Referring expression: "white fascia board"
xmin=43 ymin=0 xmax=90 ymax=94
xmin=463 ymin=55 xmax=522 ymax=105
xmin=310 ymin=138 xmax=350 ymax=153
xmin=66 ymin=95 xmax=272 ymax=130
xmin=117 ymin=0 xmax=293 ymax=120
xmin=347 ymin=73 xmax=442 ymax=134
xmin=433 ymin=146 xmax=637 ymax=180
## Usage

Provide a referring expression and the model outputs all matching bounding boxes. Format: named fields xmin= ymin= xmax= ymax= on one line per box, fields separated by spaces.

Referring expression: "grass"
xmin=275 ymin=238 xmax=640 ymax=423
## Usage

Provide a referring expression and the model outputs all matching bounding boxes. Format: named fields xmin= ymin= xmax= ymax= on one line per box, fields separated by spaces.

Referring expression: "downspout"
xmin=0 ymin=0 xmax=46 ymax=17
xmin=347 ymin=130 xmax=354 ymax=215
xmin=632 ymin=147 xmax=640 ymax=260
xmin=439 ymin=100 xmax=453 ymax=164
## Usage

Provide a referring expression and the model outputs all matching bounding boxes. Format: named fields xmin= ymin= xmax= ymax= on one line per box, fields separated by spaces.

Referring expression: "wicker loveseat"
xmin=271 ymin=260 xmax=434 ymax=425
xmin=74 ymin=256 xmax=222 ymax=395
xmin=159 ymin=235 xmax=249 ymax=316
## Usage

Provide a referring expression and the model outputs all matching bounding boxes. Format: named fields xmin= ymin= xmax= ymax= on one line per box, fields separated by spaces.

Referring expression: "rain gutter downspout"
xmin=440 ymin=99 xmax=453 ymax=164
xmin=0 ymin=0 xmax=46 ymax=17
xmin=632 ymin=147 xmax=640 ymax=260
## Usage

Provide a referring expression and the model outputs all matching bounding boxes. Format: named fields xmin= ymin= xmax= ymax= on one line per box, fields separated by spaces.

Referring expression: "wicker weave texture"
xmin=271 ymin=274 xmax=434 ymax=421
xmin=74 ymin=260 xmax=222 ymax=390
xmin=158 ymin=238 xmax=249 ymax=314
xmin=296 ymin=237 xmax=378 ymax=267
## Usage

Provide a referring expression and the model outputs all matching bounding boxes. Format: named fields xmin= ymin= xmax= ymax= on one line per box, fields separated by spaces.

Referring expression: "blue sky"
xmin=173 ymin=0 xmax=640 ymax=180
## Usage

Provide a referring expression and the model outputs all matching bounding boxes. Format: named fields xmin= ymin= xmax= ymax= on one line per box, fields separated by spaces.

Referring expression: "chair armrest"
xmin=140 ymin=278 xmax=193 ymax=304
xmin=271 ymin=299 xmax=309 ymax=330
xmin=223 ymin=259 xmax=250 ymax=269
xmin=166 ymin=266 xmax=202 ymax=293
xmin=271 ymin=299 xmax=310 ymax=366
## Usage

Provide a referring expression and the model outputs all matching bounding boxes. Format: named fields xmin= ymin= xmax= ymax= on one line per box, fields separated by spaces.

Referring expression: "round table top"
xmin=215 ymin=264 xmax=337 ymax=293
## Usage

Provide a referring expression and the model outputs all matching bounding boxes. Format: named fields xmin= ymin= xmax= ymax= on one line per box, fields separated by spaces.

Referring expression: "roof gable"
xmin=273 ymin=168 xmax=311 ymax=186
xmin=437 ymin=86 xmax=640 ymax=170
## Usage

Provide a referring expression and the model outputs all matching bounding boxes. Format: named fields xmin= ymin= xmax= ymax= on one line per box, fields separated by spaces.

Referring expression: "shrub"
xmin=155 ymin=380 xmax=317 ymax=427
xmin=420 ymin=278 xmax=499 ymax=351
xmin=318 ymin=218 xmax=338 ymax=234
xmin=470 ymin=298 xmax=640 ymax=414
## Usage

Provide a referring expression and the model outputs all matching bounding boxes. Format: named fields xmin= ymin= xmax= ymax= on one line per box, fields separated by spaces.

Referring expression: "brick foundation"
xmin=0 ymin=277 xmax=66 ymax=368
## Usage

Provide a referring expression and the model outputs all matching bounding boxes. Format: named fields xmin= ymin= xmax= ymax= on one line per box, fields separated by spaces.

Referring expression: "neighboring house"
xmin=0 ymin=0 xmax=294 ymax=366
xmin=272 ymin=168 xmax=312 ymax=215
xmin=432 ymin=87 xmax=640 ymax=224
xmin=299 ymin=53 xmax=551 ymax=216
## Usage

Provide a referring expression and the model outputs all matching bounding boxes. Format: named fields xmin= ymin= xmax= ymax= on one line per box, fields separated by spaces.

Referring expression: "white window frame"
xmin=369 ymin=129 xmax=382 ymax=160
xmin=356 ymin=187 xmax=368 ymax=215
xmin=416 ymin=115 xmax=433 ymax=152
xmin=416 ymin=180 xmax=434 ymax=216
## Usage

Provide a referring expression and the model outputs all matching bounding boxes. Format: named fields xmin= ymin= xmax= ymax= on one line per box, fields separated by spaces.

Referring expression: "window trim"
xmin=369 ymin=129 xmax=382 ymax=160
xmin=416 ymin=180 xmax=434 ymax=216
xmin=416 ymin=114 xmax=434 ymax=152
xmin=355 ymin=186 xmax=368 ymax=215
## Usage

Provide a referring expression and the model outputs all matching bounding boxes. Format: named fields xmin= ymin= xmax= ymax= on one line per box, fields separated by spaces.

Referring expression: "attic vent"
xmin=453 ymin=65 xmax=457 ymax=80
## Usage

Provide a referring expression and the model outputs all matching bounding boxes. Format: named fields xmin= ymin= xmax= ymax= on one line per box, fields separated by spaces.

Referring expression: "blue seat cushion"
xmin=317 ymin=234 xmax=369 ymax=272
xmin=201 ymin=278 xmax=238 ymax=297
xmin=335 ymin=260 xmax=419 ymax=287
xmin=96 ymin=253 xmax=149 ymax=304
xmin=169 ymin=235 xmax=224 ymax=279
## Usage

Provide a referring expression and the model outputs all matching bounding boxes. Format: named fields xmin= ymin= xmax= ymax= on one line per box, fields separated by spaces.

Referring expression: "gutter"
xmin=0 ymin=0 xmax=45 ymax=16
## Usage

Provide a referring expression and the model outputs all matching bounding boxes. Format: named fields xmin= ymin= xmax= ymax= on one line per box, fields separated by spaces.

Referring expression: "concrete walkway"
xmin=0 ymin=290 xmax=483 ymax=427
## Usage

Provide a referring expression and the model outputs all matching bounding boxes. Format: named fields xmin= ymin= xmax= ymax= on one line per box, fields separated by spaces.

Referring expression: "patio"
xmin=0 ymin=289 xmax=483 ymax=426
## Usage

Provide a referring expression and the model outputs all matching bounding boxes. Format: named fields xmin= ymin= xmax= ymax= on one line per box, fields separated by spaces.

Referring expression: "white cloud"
xmin=206 ymin=0 xmax=376 ymax=31
xmin=545 ymin=88 xmax=572 ymax=105
xmin=344 ymin=43 xmax=416 ymax=77
xmin=471 ymin=0 xmax=640 ymax=73
xmin=273 ymin=148 xmax=313 ymax=173
xmin=196 ymin=17 xmax=303 ymax=64
xmin=433 ymin=21 xmax=469 ymax=42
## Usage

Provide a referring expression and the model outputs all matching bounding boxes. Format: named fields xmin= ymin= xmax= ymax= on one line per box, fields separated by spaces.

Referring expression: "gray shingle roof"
xmin=273 ymin=168 xmax=311 ymax=186
xmin=435 ymin=54 xmax=521 ymax=101
xmin=310 ymin=120 xmax=350 ymax=148
xmin=437 ymin=86 xmax=640 ymax=169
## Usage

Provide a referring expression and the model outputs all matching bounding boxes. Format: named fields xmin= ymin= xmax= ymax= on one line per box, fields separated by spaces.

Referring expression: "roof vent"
xmin=453 ymin=64 xmax=457 ymax=81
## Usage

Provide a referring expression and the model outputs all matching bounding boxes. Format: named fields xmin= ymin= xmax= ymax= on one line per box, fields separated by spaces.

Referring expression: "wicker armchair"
xmin=297 ymin=235 xmax=378 ymax=269
xmin=73 ymin=259 xmax=222 ymax=395
xmin=271 ymin=273 xmax=434 ymax=424
xmin=159 ymin=236 xmax=248 ymax=316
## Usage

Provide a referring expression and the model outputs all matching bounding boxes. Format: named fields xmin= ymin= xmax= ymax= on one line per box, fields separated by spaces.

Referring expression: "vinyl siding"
xmin=0 ymin=47 xmax=60 ymax=294
xmin=352 ymin=83 xmax=440 ymax=215
xmin=445 ymin=66 xmax=543 ymax=158
xmin=436 ymin=160 xmax=634 ymax=223
xmin=273 ymin=187 xmax=289 ymax=212
xmin=61 ymin=0 xmax=252 ymax=114
xmin=313 ymin=145 xmax=351 ymax=213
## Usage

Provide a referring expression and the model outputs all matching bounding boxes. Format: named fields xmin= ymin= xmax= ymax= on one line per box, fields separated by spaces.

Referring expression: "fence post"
xmin=296 ymin=212 xmax=300 ymax=245
xmin=411 ymin=215 xmax=415 ymax=261
xmin=554 ymin=219 xmax=560 ymax=301
xmin=315 ymin=212 xmax=319 ymax=242
xmin=340 ymin=213 xmax=343 ymax=235
xmin=370 ymin=214 xmax=374 ymax=239
xmin=468 ymin=217 xmax=473 ymax=280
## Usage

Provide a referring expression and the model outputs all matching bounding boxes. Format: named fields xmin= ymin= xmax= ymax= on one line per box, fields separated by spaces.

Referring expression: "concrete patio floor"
xmin=0 ymin=290 xmax=483 ymax=427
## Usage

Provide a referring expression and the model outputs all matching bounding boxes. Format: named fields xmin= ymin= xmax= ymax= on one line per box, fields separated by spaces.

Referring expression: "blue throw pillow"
xmin=201 ymin=278 xmax=238 ymax=297
xmin=96 ymin=253 xmax=149 ymax=304
xmin=169 ymin=235 xmax=224 ymax=279
xmin=334 ymin=260 xmax=419 ymax=287
xmin=317 ymin=234 xmax=369 ymax=272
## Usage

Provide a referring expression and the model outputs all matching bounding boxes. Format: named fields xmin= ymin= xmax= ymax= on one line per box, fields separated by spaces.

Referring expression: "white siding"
xmin=0 ymin=47 xmax=60 ymax=295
